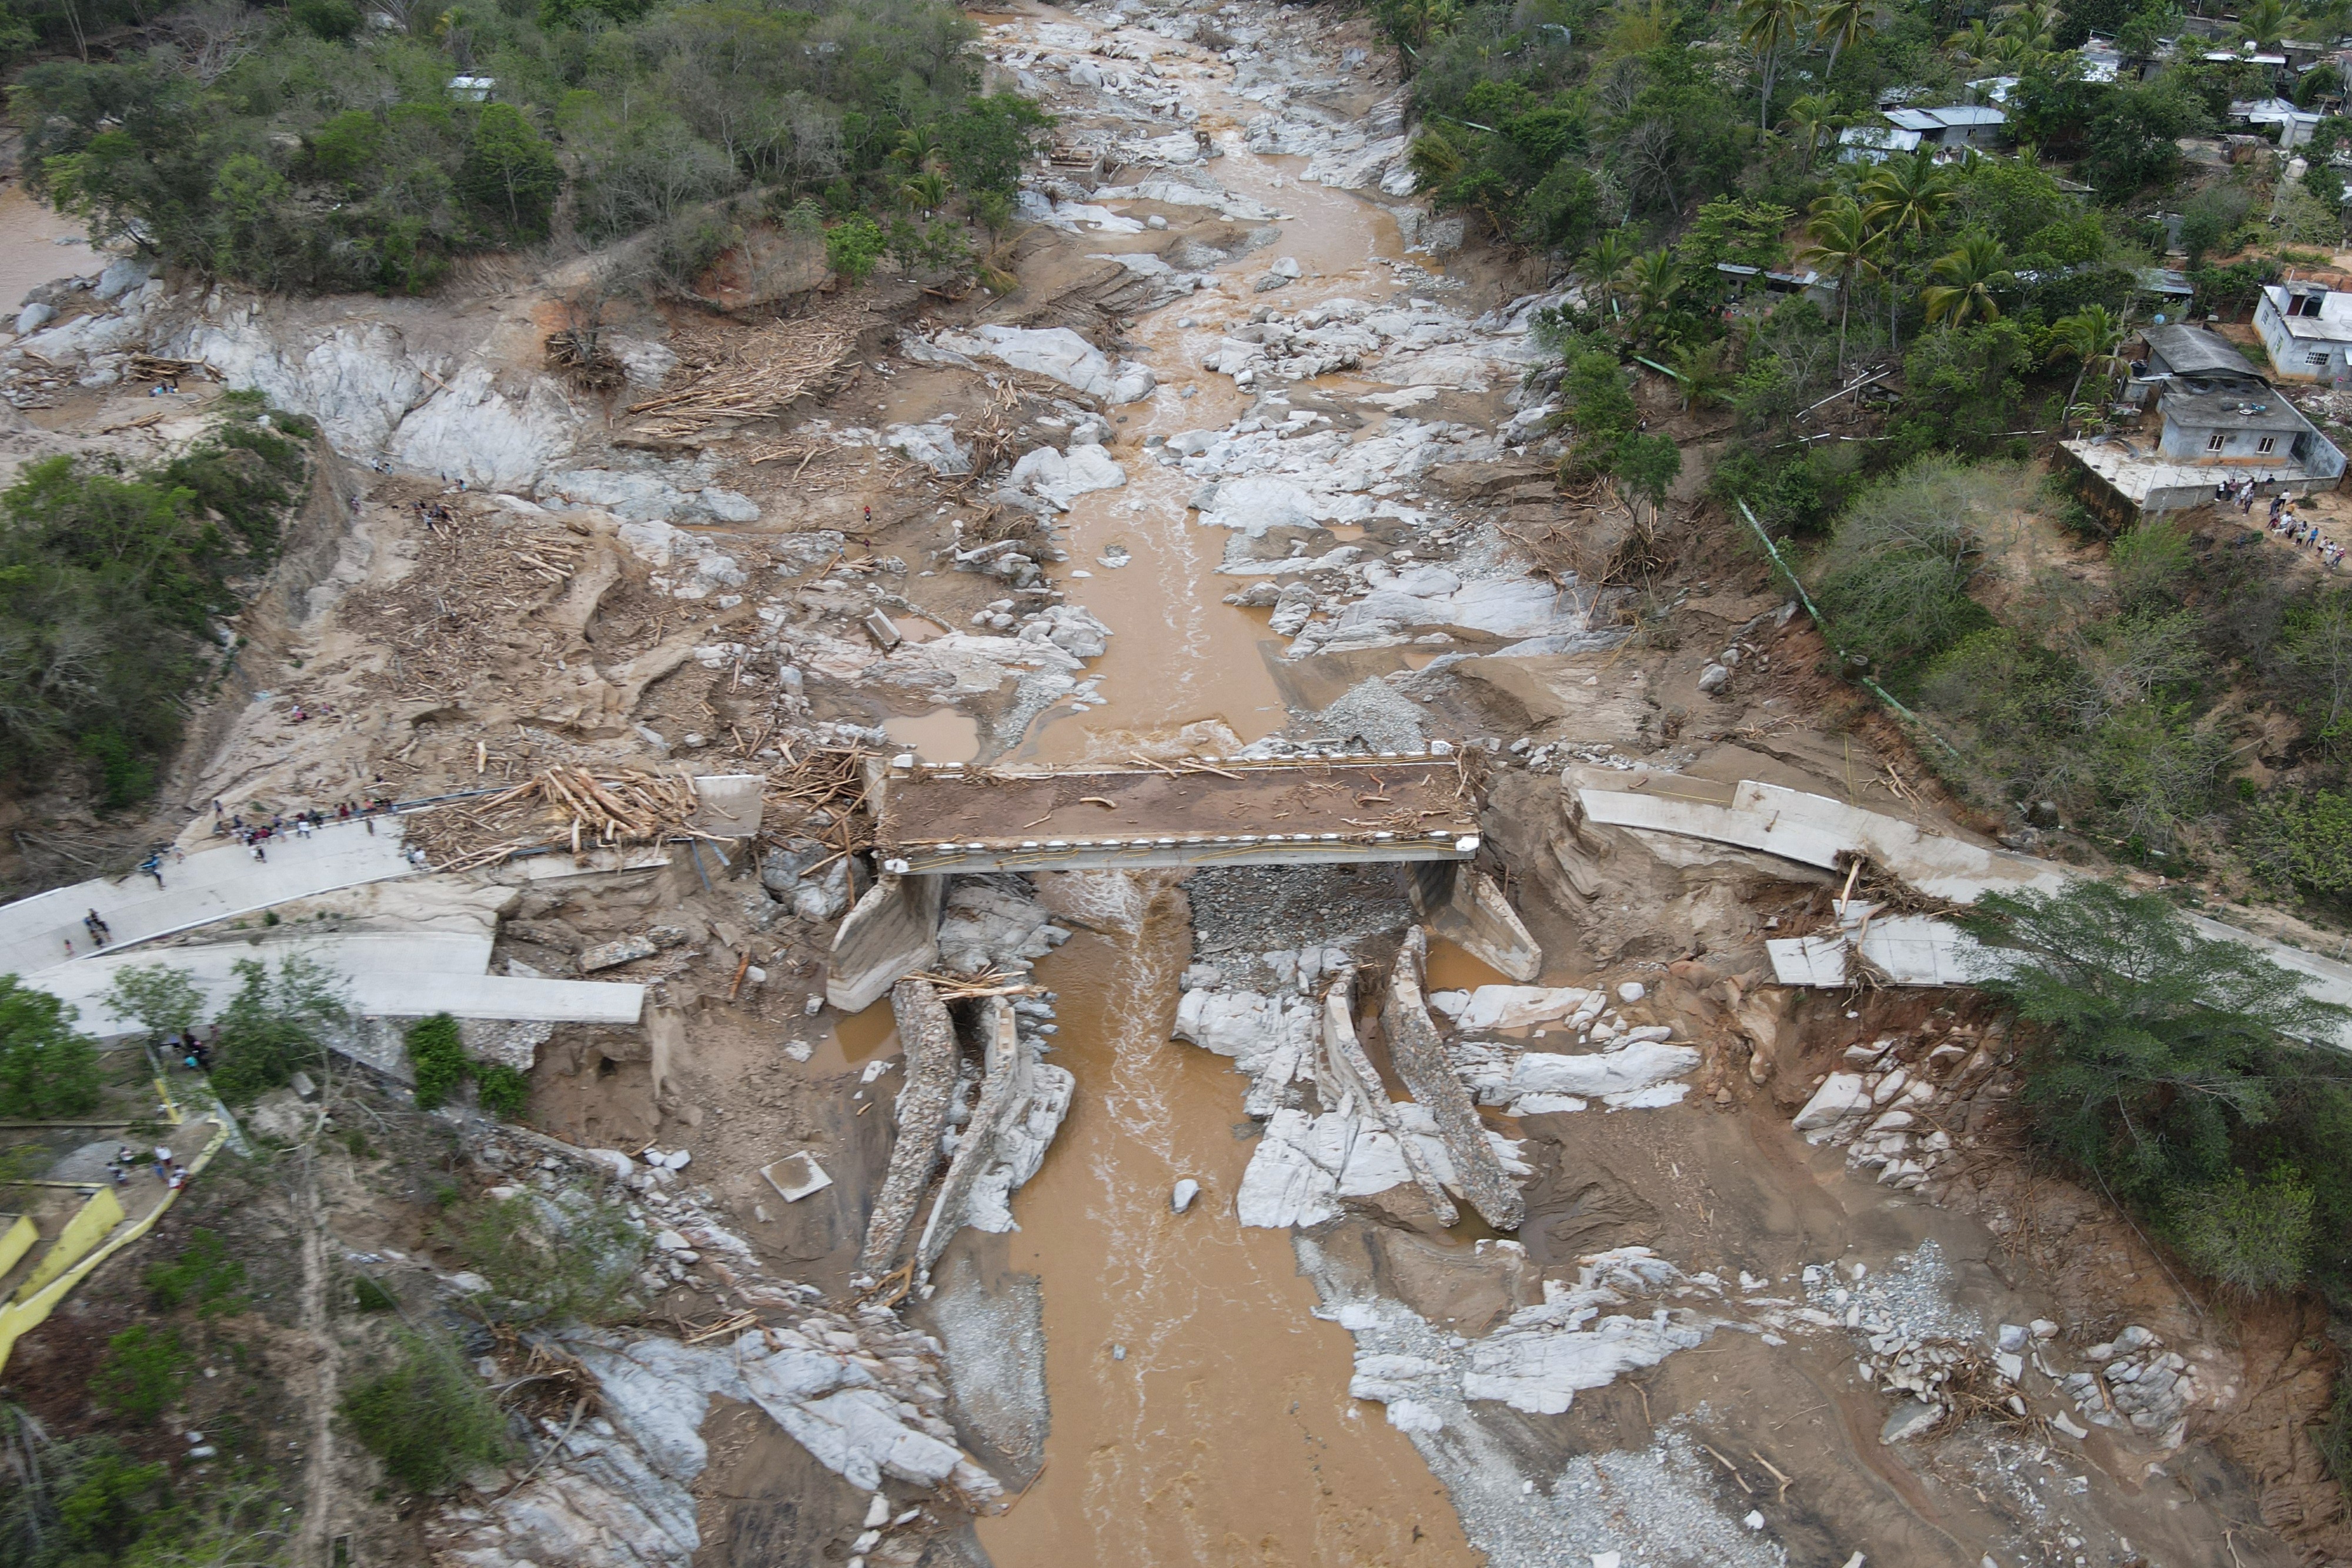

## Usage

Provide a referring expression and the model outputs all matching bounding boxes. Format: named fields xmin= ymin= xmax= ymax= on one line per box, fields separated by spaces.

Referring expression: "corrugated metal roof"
xmin=2143 ymin=323 xmax=2263 ymax=378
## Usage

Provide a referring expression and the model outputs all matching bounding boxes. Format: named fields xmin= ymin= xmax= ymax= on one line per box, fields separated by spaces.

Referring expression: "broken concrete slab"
xmin=857 ymin=977 xmax=960 ymax=1276
xmin=762 ymin=1152 xmax=834 ymax=1203
xmin=1384 ymin=928 xmax=1523 ymax=1231
xmin=1404 ymin=861 xmax=1542 ymax=983
xmin=688 ymin=773 xmax=766 ymax=838
xmin=1572 ymin=773 xmax=2066 ymax=905
xmin=1319 ymin=969 xmax=1458 ymax=1226
xmin=827 ymin=873 xmax=944 ymax=1014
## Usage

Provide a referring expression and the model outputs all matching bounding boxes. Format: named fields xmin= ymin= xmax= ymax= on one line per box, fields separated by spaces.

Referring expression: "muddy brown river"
xmin=975 ymin=902 xmax=1478 ymax=1564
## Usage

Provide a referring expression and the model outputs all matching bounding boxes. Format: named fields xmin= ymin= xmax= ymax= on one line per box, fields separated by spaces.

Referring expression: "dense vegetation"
xmin=0 ymin=976 xmax=101 ymax=1118
xmin=406 ymin=1010 xmax=530 ymax=1119
xmin=1962 ymin=881 xmax=2352 ymax=1300
xmin=6 ymin=0 xmax=1044 ymax=292
xmin=0 ymin=396 xmax=310 ymax=811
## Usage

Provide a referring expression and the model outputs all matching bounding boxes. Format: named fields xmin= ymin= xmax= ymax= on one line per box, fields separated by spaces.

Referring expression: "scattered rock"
xmin=578 ymin=935 xmax=658 ymax=972
xmin=1879 ymin=1399 xmax=1942 ymax=1444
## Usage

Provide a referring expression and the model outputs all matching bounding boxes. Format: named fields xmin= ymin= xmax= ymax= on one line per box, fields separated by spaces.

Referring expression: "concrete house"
xmin=2062 ymin=323 xmax=2346 ymax=520
xmin=2254 ymin=280 xmax=2352 ymax=383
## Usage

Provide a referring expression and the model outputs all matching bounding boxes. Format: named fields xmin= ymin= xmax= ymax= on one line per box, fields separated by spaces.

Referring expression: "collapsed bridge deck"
xmin=874 ymin=750 xmax=1485 ymax=873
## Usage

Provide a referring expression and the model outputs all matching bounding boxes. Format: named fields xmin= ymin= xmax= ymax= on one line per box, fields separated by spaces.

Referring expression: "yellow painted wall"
xmin=0 ymin=1124 xmax=229 ymax=1375
xmin=0 ymin=1214 xmax=35 ymax=1279
xmin=15 ymin=1186 xmax=124 ymax=1302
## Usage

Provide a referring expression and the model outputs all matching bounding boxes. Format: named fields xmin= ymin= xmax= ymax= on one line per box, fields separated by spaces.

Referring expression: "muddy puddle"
xmin=0 ymin=185 xmax=100 ymax=319
xmin=884 ymin=706 xmax=983 ymax=763
xmin=973 ymin=894 xmax=1478 ymax=1566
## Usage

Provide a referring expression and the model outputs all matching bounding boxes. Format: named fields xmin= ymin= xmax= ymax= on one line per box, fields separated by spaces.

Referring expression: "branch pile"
xmin=405 ymin=745 xmax=881 ymax=872
xmin=624 ymin=313 xmax=865 ymax=440
xmin=412 ymin=766 xmax=721 ymax=871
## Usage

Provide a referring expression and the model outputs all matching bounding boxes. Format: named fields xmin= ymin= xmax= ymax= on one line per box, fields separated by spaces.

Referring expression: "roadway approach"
xmin=827 ymin=748 xmax=1541 ymax=1010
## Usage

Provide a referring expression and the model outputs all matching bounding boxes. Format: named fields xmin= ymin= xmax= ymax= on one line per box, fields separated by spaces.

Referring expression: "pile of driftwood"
xmin=409 ymin=747 xmax=881 ymax=872
xmin=420 ymin=766 xmax=725 ymax=871
xmin=624 ymin=317 xmax=862 ymax=440
xmin=543 ymin=329 xmax=627 ymax=391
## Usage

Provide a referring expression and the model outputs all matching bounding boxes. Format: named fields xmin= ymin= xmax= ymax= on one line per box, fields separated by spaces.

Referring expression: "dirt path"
xmin=296 ymin=1147 xmax=340 ymax=1562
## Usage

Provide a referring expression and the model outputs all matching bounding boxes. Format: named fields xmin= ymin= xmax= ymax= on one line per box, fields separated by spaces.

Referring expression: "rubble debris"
xmin=579 ymin=934 xmax=659 ymax=972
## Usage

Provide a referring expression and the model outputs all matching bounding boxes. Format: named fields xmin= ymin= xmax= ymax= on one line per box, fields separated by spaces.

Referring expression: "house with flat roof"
xmin=2061 ymin=324 xmax=2346 ymax=520
xmin=2255 ymin=280 xmax=2352 ymax=383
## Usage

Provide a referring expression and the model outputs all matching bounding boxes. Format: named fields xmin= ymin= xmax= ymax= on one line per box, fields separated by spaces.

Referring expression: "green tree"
xmin=1796 ymin=194 xmax=1883 ymax=377
xmin=406 ymin=1012 xmax=467 ymax=1111
xmin=462 ymin=104 xmax=560 ymax=240
xmin=1809 ymin=456 xmax=2004 ymax=674
xmin=1677 ymin=198 xmax=1793 ymax=272
xmin=104 ymin=963 xmax=205 ymax=1042
xmin=1736 ymin=0 xmax=1813 ymax=130
xmin=1782 ymin=94 xmax=1843 ymax=173
xmin=0 ymin=977 xmax=101 ymax=1119
xmin=2173 ymin=1168 xmax=2316 ymax=1294
xmin=342 ymin=1329 xmax=512 ymax=1492
xmin=1815 ymin=0 xmax=1879 ymax=78
xmin=91 ymin=1325 xmax=192 ymax=1423
xmin=1578 ymin=231 xmax=1634 ymax=319
xmin=2231 ymin=0 xmax=2300 ymax=48
xmin=210 ymin=954 xmax=347 ymax=1105
xmin=1956 ymin=878 xmax=2352 ymax=1201
xmin=940 ymin=93 xmax=1050 ymax=200
xmin=2049 ymin=302 xmax=2130 ymax=423
xmin=1858 ymin=151 xmax=1957 ymax=249
xmin=824 ymin=215 xmax=886 ymax=285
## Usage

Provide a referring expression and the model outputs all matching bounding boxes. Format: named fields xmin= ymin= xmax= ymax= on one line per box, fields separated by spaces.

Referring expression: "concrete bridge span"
xmin=827 ymin=748 xmax=1539 ymax=1011
xmin=871 ymin=750 xmax=1486 ymax=874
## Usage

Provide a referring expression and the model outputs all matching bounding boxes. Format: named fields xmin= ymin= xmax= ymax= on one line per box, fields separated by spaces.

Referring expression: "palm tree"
xmin=2049 ymin=303 xmax=2131 ymax=424
xmin=1783 ymin=94 xmax=1843 ymax=171
xmin=1629 ymin=248 xmax=1685 ymax=322
xmin=1737 ymin=0 xmax=1813 ymax=131
xmin=2233 ymin=0 xmax=2298 ymax=49
xmin=1859 ymin=150 xmax=1957 ymax=245
xmin=1815 ymin=0 xmax=1877 ymax=81
xmin=1579 ymin=231 xmax=1633 ymax=318
xmin=891 ymin=125 xmax=946 ymax=175
xmin=1944 ymin=18 xmax=1996 ymax=65
xmin=1994 ymin=0 xmax=2061 ymax=41
xmin=899 ymin=168 xmax=950 ymax=216
xmin=1796 ymin=193 xmax=1883 ymax=376
xmin=1922 ymin=233 xmax=2014 ymax=328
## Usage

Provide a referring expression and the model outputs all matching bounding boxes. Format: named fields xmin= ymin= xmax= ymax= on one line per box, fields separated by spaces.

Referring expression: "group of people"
xmin=165 ymin=1028 xmax=215 ymax=1072
xmin=414 ymin=499 xmax=458 ymax=533
xmin=212 ymin=797 xmax=396 ymax=839
xmin=2263 ymin=493 xmax=2346 ymax=570
xmin=64 ymin=905 xmax=112 ymax=959
xmin=2217 ymin=479 xmax=2347 ymax=571
xmin=106 ymin=1143 xmax=190 ymax=1191
xmin=143 ymin=377 xmax=181 ymax=397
